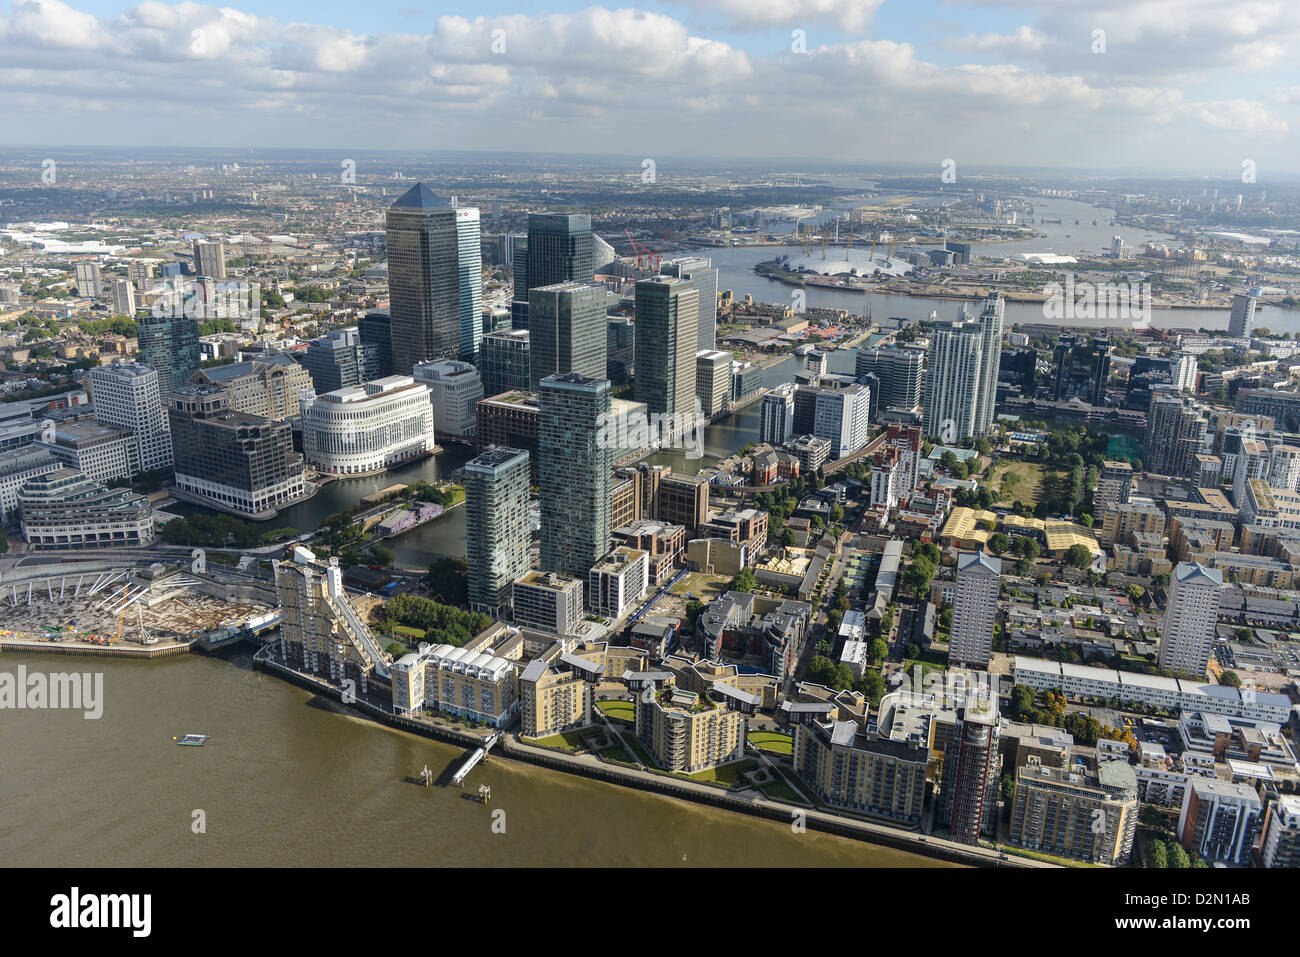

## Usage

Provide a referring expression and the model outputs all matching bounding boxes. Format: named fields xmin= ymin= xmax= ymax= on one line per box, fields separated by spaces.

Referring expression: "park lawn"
xmin=669 ymin=572 xmax=730 ymax=602
xmin=597 ymin=699 xmax=635 ymax=723
xmin=602 ymin=743 xmax=636 ymax=765
xmin=527 ymin=727 xmax=604 ymax=752
xmin=758 ymin=777 xmax=805 ymax=803
xmin=748 ymin=730 xmax=793 ymax=755
xmin=684 ymin=758 xmax=759 ymax=786
xmin=987 ymin=461 xmax=1059 ymax=508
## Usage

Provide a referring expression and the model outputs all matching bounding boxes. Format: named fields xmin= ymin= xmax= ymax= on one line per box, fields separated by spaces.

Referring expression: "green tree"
xmin=1219 ymin=670 xmax=1242 ymax=688
xmin=858 ymin=669 xmax=886 ymax=706
xmin=426 ymin=556 xmax=469 ymax=605
xmin=369 ymin=544 xmax=394 ymax=566
xmin=902 ymin=556 xmax=936 ymax=599
xmin=870 ymin=638 xmax=890 ymax=662
xmin=731 ymin=567 xmax=757 ymax=593
xmin=1065 ymin=544 xmax=1093 ymax=569
xmin=987 ymin=532 xmax=1010 ymax=555
xmin=1149 ymin=841 xmax=1169 ymax=869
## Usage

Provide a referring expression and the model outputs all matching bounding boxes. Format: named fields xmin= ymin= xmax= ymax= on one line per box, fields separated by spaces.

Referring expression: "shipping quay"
xmin=252 ymin=639 xmax=1041 ymax=869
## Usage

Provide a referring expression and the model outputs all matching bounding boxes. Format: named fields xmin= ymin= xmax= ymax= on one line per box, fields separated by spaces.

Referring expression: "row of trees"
xmin=373 ymin=594 xmax=491 ymax=648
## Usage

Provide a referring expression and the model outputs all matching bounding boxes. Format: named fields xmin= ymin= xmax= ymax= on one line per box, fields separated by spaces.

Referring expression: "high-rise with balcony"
xmin=385 ymin=183 xmax=461 ymax=374
xmin=1145 ymin=388 xmax=1210 ymax=478
xmin=527 ymin=281 xmax=606 ymax=388
xmin=938 ymin=700 xmax=1002 ymax=844
xmin=633 ymin=277 xmax=699 ymax=418
xmin=1158 ymin=562 xmax=1223 ymax=677
xmin=464 ymin=447 xmax=532 ymax=617
xmin=538 ymin=373 xmax=612 ymax=579
xmin=760 ymin=382 xmax=796 ymax=445
xmin=923 ymin=294 xmax=1003 ymax=441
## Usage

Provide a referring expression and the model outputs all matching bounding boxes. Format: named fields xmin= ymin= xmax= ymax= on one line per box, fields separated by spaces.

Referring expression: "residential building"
xmin=938 ymin=700 xmax=1002 ymax=843
xmin=634 ymin=677 xmax=747 ymax=773
xmin=274 ymin=547 xmax=391 ymax=685
xmin=1009 ymin=760 xmax=1139 ymax=864
xmin=812 ymin=383 xmax=872 ymax=460
xmin=110 ymin=280 xmax=136 ymax=317
xmin=949 ymin=551 xmax=1001 ymax=670
xmin=1227 ymin=293 xmax=1257 ymax=339
xmin=1094 ymin=460 xmax=1133 ymax=512
xmin=1145 ymin=389 xmax=1210 ymax=478
xmin=74 ymin=261 xmax=103 ymax=298
xmin=538 ymin=373 xmax=612 ymax=578
xmin=855 ymin=346 xmax=924 ymax=414
xmin=791 ymin=716 xmax=929 ymax=825
xmin=1260 ymin=795 xmax=1300 ymax=869
xmin=464 ymin=446 xmax=532 ymax=617
xmin=587 ymin=546 xmax=650 ymax=619
xmin=1158 ymin=562 xmax=1223 ymax=677
xmin=194 ymin=240 xmax=226 ymax=279
xmin=1178 ymin=777 xmax=1263 ymax=865
xmin=512 ymin=570 xmax=584 ymax=635
xmin=520 ymin=646 xmax=596 ymax=738
xmin=760 ymin=382 xmax=796 ymax=445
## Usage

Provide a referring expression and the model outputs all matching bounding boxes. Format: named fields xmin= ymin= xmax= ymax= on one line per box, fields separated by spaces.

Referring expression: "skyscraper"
xmin=137 ymin=311 xmax=200 ymax=396
xmin=527 ymin=281 xmax=607 ymax=388
xmin=1228 ymin=292 xmax=1257 ymax=339
xmin=633 ymin=277 xmax=699 ymax=418
xmin=939 ymin=701 xmax=1002 ymax=844
xmin=1051 ymin=333 xmax=1111 ymax=404
xmin=974 ymin=292 xmax=1004 ymax=435
xmin=454 ymin=206 xmax=484 ymax=359
xmin=385 ymin=183 xmax=460 ymax=374
xmin=523 ymin=214 xmax=594 ymax=299
xmin=922 ymin=294 xmax=1001 ymax=438
xmin=659 ymin=257 xmax=719 ymax=351
xmin=855 ymin=346 xmax=924 ymax=414
xmin=760 ymin=382 xmax=796 ymax=445
xmin=922 ymin=318 xmax=983 ymax=442
xmin=1145 ymin=387 xmax=1210 ymax=478
xmin=110 ymin=280 xmax=136 ymax=317
xmin=480 ymin=328 xmax=531 ymax=397
xmin=464 ymin=446 xmax=532 ymax=617
xmin=1158 ymin=562 xmax=1223 ymax=677
xmin=538 ymin=373 xmax=612 ymax=579
xmin=357 ymin=311 xmax=394 ymax=378
xmin=88 ymin=362 xmax=172 ymax=472
xmin=812 ymin=384 xmax=872 ymax=460
xmin=949 ymin=551 xmax=1001 ymax=670
xmin=74 ymin=262 xmax=103 ymax=298
xmin=194 ymin=241 xmax=227 ymax=279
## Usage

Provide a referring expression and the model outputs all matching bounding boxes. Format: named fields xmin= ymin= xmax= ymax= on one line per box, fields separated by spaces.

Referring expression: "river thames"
xmin=0 ymin=650 xmax=948 ymax=867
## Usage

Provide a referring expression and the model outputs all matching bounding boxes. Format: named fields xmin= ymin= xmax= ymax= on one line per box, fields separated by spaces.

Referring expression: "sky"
xmin=3 ymin=0 xmax=1300 ymax=175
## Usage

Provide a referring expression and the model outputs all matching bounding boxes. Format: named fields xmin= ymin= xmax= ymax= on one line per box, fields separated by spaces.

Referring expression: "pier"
xmin=451 ymin=731 xmax=503 ymax=786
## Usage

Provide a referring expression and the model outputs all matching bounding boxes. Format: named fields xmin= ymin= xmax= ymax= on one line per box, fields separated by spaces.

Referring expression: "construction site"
xmin=0 ymin=562 xmax=277 ymax=656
